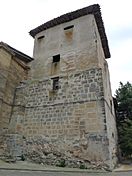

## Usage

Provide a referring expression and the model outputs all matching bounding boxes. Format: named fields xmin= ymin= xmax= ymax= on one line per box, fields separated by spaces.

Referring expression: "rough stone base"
xmin=16 ymin=135 xmax=110 ymax=170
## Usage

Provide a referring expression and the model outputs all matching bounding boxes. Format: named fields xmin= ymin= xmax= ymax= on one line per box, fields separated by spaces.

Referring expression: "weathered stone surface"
xmin=0 ymin=7 xmax=117 ymax=170
xmin=8 ymin=68 xmax=116 ymax=169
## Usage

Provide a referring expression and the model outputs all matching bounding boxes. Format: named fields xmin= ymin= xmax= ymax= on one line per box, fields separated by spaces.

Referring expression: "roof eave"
xmin=0 ymin=42 xmax=34 ymax=63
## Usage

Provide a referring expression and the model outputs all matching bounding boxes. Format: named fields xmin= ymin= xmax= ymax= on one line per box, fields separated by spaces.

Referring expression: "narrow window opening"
xmin=52 ymin=77 xmax=59 ymax=91
xmin=53 ymin=54 xmax=60 ymax=63
xmin=110 ymin=100 xmax=112 ymax=113
xmin=37 ymin=35 xmax=44 ymax=40
xmin=64 ymin=25 xmax=74 ymax=30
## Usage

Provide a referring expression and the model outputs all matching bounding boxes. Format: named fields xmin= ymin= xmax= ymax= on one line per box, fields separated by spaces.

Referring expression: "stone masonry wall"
xmin=94 ymin=17 xmax=118 ymax=167
xmin=9 ymin=68 xmax=111 ymax=168
xmin=102 ymin=62 xmax=118 ymax=168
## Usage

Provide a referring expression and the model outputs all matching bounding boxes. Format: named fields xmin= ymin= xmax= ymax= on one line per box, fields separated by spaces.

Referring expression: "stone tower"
xmin=9 ymin=4 xmax=117 ymax=169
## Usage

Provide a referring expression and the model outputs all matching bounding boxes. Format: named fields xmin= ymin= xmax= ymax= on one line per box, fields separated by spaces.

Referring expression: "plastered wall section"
xmin=30 ymin=15 xmax=98 ymax=80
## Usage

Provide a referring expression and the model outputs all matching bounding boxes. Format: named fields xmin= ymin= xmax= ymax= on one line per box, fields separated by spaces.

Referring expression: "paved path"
xmin=0 ymin=170 xmax=132 ymax=176
xmin=0 ymin=160 xmax=132 ymax=175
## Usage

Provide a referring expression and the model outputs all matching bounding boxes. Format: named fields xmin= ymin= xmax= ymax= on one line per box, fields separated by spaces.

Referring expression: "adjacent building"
xmin=0 ymin=42 xmax=33 ymax=146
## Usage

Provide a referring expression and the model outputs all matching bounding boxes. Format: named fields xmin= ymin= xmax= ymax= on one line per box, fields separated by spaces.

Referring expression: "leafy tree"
xmin=115 ymin=82 xmax=132 ymax=158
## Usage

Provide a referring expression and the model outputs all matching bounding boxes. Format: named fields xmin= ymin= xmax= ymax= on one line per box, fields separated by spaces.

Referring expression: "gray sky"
xmin=0 ymin=0 xmax=132 ymax=95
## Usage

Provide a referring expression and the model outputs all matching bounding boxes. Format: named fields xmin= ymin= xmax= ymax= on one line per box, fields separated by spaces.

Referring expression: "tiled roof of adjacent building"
xmin=29 ymin=4 xmax=110 ymax=58
xmin=0 ymin=42 xmax=33 ymax=63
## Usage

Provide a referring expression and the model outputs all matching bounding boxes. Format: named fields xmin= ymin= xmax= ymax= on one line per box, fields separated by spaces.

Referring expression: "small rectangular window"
xmin=53 ymin=54 xmax=60 ymax=63
xmin=37 ymin=35 xmax=44 ymax=40
xmin=52 ymin=77 xmax=59 ymax=90
xmin=110 ymin=100 xmax=112 ymax=113
xmin=64 ymin=25 xmax=74 ymax=30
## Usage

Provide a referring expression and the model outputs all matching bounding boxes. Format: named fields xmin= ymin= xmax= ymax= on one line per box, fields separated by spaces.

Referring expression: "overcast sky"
xmin=0 ymin=0 xmax=132 ymax=95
